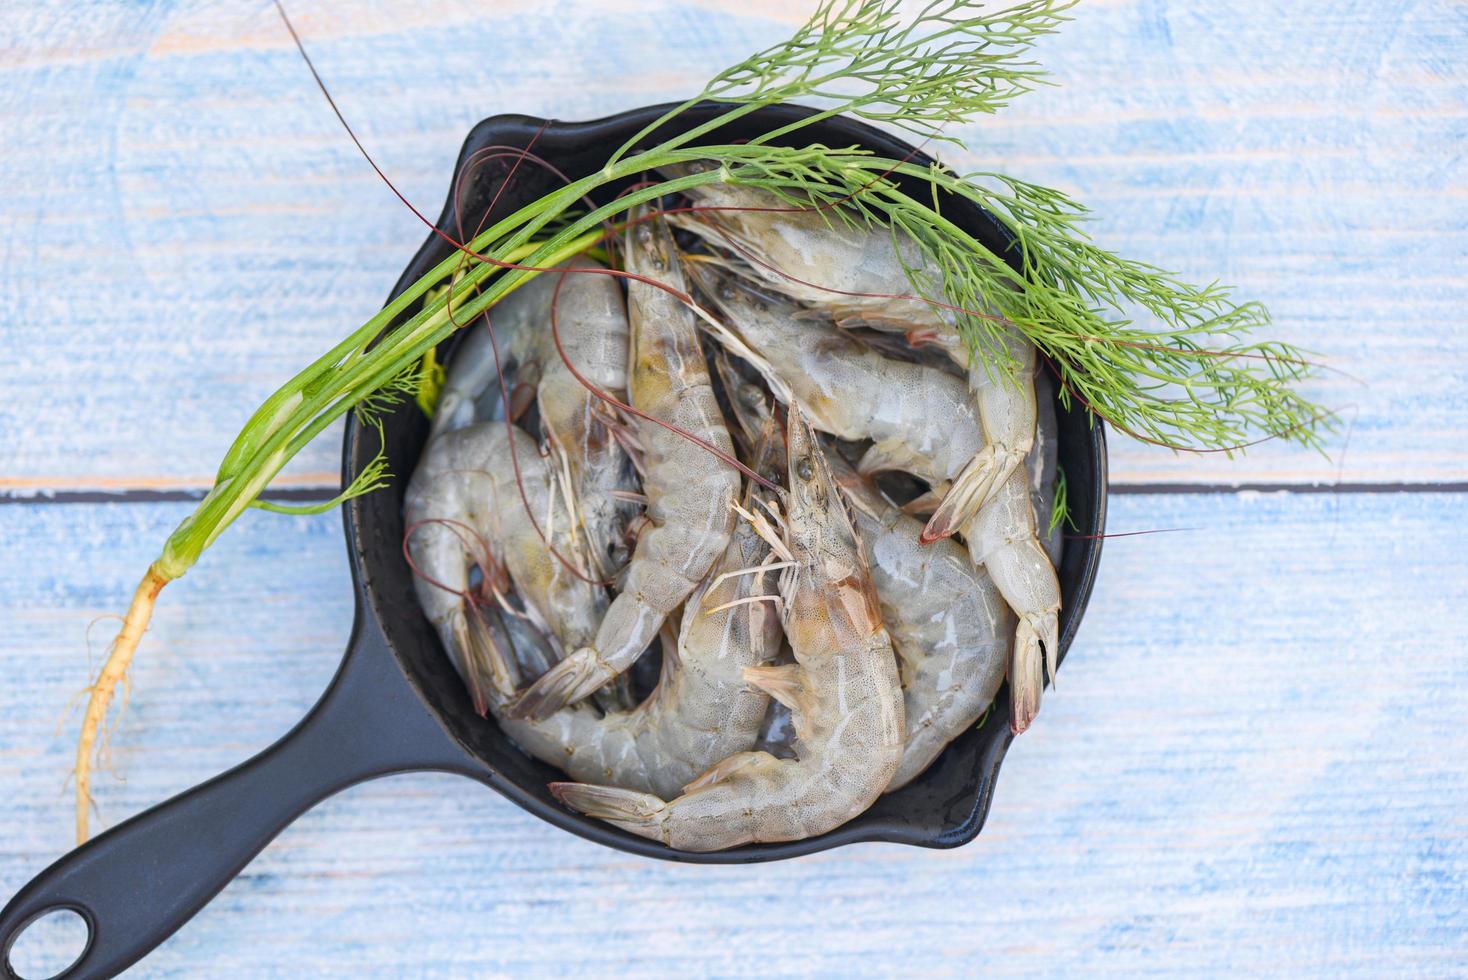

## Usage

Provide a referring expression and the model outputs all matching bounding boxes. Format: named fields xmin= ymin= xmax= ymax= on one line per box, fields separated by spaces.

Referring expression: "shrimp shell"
xmin=529 ymin=257 xmax=639 ymax=578
xmin=430 ymin=257 xmax=639 ymax=579
xmin=963 ymin=466 xmax=1061 ymax=735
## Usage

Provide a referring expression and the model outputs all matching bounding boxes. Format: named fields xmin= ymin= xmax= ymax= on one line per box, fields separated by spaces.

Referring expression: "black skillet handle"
xmin=0 ymin=613 xmax=477 ymax=980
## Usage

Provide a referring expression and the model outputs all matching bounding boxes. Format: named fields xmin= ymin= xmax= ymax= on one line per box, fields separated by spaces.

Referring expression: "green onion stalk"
xmin=75 ymin=0 xmax=1330 ymax=842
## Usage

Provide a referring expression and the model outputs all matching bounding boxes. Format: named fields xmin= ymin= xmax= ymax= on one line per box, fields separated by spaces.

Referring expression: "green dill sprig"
xmin=607 ymin=0 xmax=1074 ymax=168
xmin=704 ymin=0 xmax=1072 ymax=140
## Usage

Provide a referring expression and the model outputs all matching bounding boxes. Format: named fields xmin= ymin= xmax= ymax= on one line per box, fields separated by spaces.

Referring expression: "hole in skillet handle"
xmin=345 ymin=101 xmax=1108 ymax=863
xmin=3 ymin=906 xmax=92 ymax=980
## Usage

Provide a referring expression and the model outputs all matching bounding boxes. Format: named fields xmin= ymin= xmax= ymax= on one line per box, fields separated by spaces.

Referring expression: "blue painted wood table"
xmin=1 ymin=1 xmax=1464 ymax=975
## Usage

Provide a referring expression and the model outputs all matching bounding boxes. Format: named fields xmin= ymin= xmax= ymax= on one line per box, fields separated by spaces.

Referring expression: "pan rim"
xmin=342 ymin=101 xmax=1108 ymax=864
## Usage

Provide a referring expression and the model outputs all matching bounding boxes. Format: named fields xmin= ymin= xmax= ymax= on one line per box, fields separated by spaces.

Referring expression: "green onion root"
xmin=75 ymin=564 xmax=170 ymax=843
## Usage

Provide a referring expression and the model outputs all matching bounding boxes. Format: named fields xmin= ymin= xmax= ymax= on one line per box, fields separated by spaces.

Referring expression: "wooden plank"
xmin=0 ymin=491 xmax=1463 ymax=974
xmin=0 ymin=0 xmax=1465 ymax=493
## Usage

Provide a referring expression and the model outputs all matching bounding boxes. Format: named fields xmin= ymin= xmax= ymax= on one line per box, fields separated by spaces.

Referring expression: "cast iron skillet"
xmin=0 ymin=102 xmax=1107 ymax=979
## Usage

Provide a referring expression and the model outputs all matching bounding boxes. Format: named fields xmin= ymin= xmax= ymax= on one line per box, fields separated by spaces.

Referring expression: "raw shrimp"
xmin=531 ymin=257 xmax=639 ymax=578
xmin=430 ymin=257 xmax=639 ymax=578
xmin=428 ymin=268 xmax=553 ymax=439
xmin=664 ymin=163 xmax=941 ymax=329
xmin=549 ymin=406 xmax=905 ymax=852
xmin=511 ymin=208 xmax=739 ymax=720
xmin=690 ymin=262 xmax=1061 ymax=733
xmin=665 ymin=168 xmax=1036 ymax=538
xmin=722 ymin=383 xmax=1012 ymax=781
xmin=901 ymin=416 xmax=1062 ymax=733
xmin=963 ymin=466 xmax=1060 ymax=735
xmin=902 ymin=368 xmax=1062 ymax=734
xmin=475 ymin=425 xmax=786 ymax=797
xmin=829 ymin=453 xmax=1013 ymax=790
xmin=685 ymin=260 xmax=981 ymax=485
xmin=403 ymin=421 xmax=605 ymax=712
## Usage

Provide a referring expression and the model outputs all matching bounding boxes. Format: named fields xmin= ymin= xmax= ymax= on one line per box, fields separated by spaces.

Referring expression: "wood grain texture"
xmin=0 ymin=0 xmax=1465 ymax=492
xmin=1 ymin=492 xmax=1463 ymax=975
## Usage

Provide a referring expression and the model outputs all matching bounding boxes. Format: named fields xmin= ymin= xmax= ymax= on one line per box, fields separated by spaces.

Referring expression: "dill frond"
xmin=251 ymin=421 xmax=392 ymax=517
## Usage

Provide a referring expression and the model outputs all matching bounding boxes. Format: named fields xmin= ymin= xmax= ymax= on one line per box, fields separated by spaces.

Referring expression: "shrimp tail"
xmin=897 ymin=484 xmax=947 ymax=517
xmin=427 ymin=390 xmax=470 ymax=440
xmin=509 ymin=647 xmax=611 ymax=720
xmin=447 ymin=606 xmax=517 ymax=717
xmin=1037 ymin=610 xmax=1060 ymax=691
xmin=549 ymin=782 xmax=670 ymax=844
xmin=1009 ymin=612 xmax=1055 ymax=735
xmin=921 ymin=445 xmax=1017 ymax=543
xmin=741 ymin=663 xmax=807 ymax=714
xmin=855 ymin=439 xmax=928 ymax=479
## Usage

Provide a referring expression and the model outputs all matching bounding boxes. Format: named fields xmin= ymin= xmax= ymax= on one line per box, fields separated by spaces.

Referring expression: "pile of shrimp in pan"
xmin=403 ymin=176 xmax=1064 ymax=852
